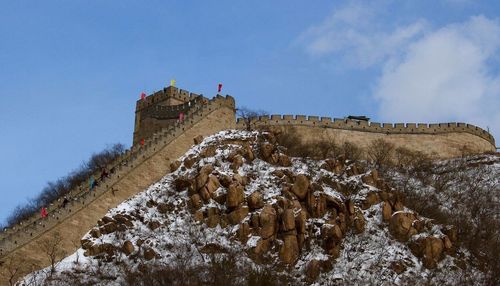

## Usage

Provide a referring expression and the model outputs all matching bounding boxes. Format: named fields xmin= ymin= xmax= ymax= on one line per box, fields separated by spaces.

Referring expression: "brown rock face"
xmin=206 ymin=207 xmax=220 ymax=227
xmin=361 ymin=192 xmax=381 ymax=209
xmin=90 ymin=228 xmax=101 ymax=238
xmin=291 ymin=174 xmax=310 ymax=200
xmin=193 ymin=135 xmax=204 ymax=145
xmin=148 ymin=220 xmax=161 ymax=231
xmin=122 ymin=240 xmax=134 ymax=255
xmin=278 ymin=154 xmax=292 ymax=167
xmin=190 ymin=194 xmax=203 ymax=210
xmin=280 ymin=235 xmax=299 ymax=264
xmin=243 ymin=144 xmax=255 ymax=161
xmin=100 ymin=222 xmax=117 ymax=234
xmin=282 ymin=209 xmax=296 ymax=231
xmin=202 ymin=175 xmax=221 ymax=196
xmin=195 ymin=165 xmax=214 ymax=191
xmin=409 ymin=236 xmax=444 ymax=269
xmin=308 ymin=193 xmax=326 ymax=218
xmin=230 ymin=154 xmax=244 ymax=171
xmin=170 ymin=160 xmax=181 ymax=172
xmin=247 ymin=191 xmax=264 ymax=210
xmin=144 ymin=248 xmax=157 ymax=261
xmin=237 ymin=222 xmax=251 ymax=243
xmin=389 ymin=212 xmax=418 ymax=242
xmin=174 ymin=176 xmax=193 ymax=192
xmin=295 ymin=209 xmax=308 ymax=234
xmin=227 ymin=206 xmax=249 ymax=225
xmin=382 ymin=201 xmax=393 ymax=222
xmin=227 ymin=183 xmax=245 ymax=208
xmin=353 ymin=210 xmax=366 ymax=234
xmin=260 ymin=204 xmax=277 ymax=239
xmin=259 ymin=143 xmax=274 ymax=160
xmin=306 ymin=259 xmax=321 ymax=282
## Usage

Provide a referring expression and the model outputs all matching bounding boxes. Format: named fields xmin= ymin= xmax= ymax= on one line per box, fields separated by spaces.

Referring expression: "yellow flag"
xmin=170 ymin=79 xmax=176 ymax=87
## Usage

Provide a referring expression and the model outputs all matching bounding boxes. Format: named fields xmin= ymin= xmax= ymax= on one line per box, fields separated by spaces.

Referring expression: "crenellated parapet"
xmin=235 ymin=115 xmax=495 ymax=147
xmin=133 ymin=86 xmax=211 ymax=145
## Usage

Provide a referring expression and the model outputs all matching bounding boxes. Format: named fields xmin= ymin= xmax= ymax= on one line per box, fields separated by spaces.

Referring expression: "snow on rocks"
xmin=19 ymin=130 xmax=484 ymax=285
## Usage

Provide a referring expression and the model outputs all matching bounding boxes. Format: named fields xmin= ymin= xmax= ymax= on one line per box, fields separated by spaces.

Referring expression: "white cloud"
xmin=375 ymin=16 xmax=500 ymax=140
xmin=299 ymin=2 xmax=427 ymax=68
xmin=298 ymin=3 xmax=500 ymax=142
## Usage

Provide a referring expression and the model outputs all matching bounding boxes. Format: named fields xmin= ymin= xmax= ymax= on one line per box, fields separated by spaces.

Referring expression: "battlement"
xmin=135 ymin=86 xmax=204 ymax=111
xmin=235 ymin=115 xmax=496 ymax=147
xmin=133 ymin=86 xmax=212 ymax=145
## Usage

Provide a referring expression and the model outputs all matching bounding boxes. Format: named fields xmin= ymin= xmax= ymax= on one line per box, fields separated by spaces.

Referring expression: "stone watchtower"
xmin=133 ymin=86 xmax=208 ymax=145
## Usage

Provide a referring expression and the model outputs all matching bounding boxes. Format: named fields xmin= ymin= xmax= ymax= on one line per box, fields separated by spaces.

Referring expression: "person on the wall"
xmin=89 ymin=176 xmax=96 ymax=191
xmin=61 ymin=197 xmax=69 ymax=208
xmin=179 ymin=112 xmax=185 ymax=123
xmin=140 ymin=138 xmax=145 ymax=147
xmin=218 ymin=83 xmax=223 ymax=93
xmin=100 ymin=168 xmax=109 ymax=181
xmin=41 ymin=207 xmax=48 ymax=219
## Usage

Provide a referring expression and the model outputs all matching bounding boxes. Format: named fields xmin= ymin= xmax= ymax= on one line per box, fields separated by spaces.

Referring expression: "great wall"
xmin=0 ymin=86 xmax=496 ymax=284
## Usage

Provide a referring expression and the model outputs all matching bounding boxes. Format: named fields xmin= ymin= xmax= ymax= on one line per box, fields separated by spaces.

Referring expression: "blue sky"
xmin=1 ymin=1 xmax=499 ymax=224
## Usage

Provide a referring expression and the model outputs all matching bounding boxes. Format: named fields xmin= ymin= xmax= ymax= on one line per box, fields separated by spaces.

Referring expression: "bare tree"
xmin=236 ymin=107 xmax=268 ymax=131
xmin=2 ymin=255 xmax=27 ymax=286
xmin=38 ymin=231 xmax=66 ymax=275
xmin=367 ymin=139 xmax=395 ymax=169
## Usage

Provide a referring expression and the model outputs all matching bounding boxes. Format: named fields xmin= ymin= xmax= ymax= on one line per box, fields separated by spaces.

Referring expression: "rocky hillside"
xmin=18 ymin=130 xmax=495 ymax=285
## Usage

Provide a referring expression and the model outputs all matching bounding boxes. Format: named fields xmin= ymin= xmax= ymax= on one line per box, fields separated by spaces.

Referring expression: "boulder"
xmin=237 ymin=222 xmax=251 ymax=243
xmin=183 ymin=156 xmax=197 ymax=169
xmin=195 ymin=165 xmax=214 ymax=190
xmin=218 ymin=174 xmax=232 ymax=188
xmin=259 ymin=142 xmax=274 ymax=160
xmin=122 ymin=240 xmax=134 ymax=255
xmin=227 ymin=183 xmax=245 ymax=208
xmin=193 ymin=135 xmax=204 ymax=145
xmin=291 ymin=174 xmax=310 ymax=200
xmin=353 ymin=210 xmax=366 ymax=234
xmin=259 ymin=204 xmax=277 ymax=239
xmin=200 ymin=145 xmax=217 ymax=158
xmin=253 ymin=237 xmax=271 ymax=257
xmin=325 ymin=194 xmax=346 ymax=214
xmin=230 ymin=155 xmax=244 ymax=171
xmin=174 ymin=176 xmax=193 ymax=192
xmin=247 ymin=191 xmax=264 ymax=210
xmin=279 ymin=235 xmax=299 ymax=264
xmin=202 ymin=175 xmax=221 ymax=195
xmin=308 ymin=193 xmax=326 ymax=218
xmin=148 ymin=220 xmax=161 ymax=231
xmin=382 ymin=201 xmax=393 ymax=222
xmin=100 ymin=222 xmax=117 ymax=234
xmin=389 ymin=212 xmax=418 ymax=242
xmin=190 ymin=194 xmax=203 ymax=210
xmin=306 ymin=259 xmax=321 ymax=282
xmin=206 ymin=207 xmax=220 ymax=228
xmin=90 ymin=228 xmax=101 ymax=238
xmin=282 ymin=209 xmax=296 ymax=231
xmin=227 ymin=206 xmax=249 ymax=225
xmin=143 ymin=248 xmax=157 ymax=261
xmin=409 ymin=236 xmax=444 ymax=269
xmin=322 ymin=224 xmax=343 ymax=242
xmin=278 ymin=154 xmax=292 ymax=167
xmin=243 ymin=144 xmax=255 ymax=161
xmin=361 ymin=192 xmax=381 ymax=209
xmin=295 ymin=209 xmax=307 ymax=234
xmin=170 ymin=160 xmax=181 ymax=172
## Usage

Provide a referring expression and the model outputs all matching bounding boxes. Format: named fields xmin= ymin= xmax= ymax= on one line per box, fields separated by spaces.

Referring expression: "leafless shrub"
xmin=367 ymin=139 xmax=395 ymax=169
xmin=38 ymin=231 xmax=66 ymax=275
xmin=237 ymin=107 xmax=268 ymax=131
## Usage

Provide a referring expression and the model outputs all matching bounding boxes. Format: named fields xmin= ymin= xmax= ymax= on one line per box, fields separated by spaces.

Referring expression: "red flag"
xmin=140 ymin=138 xmax=145 ymax=146
xmin=140 ymin=92 xmax=146 ymax=100
xmin=41 ymin=207 xmax=47 ymax=218
xmin=218 ymin=83 xmax=223 ymax=93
